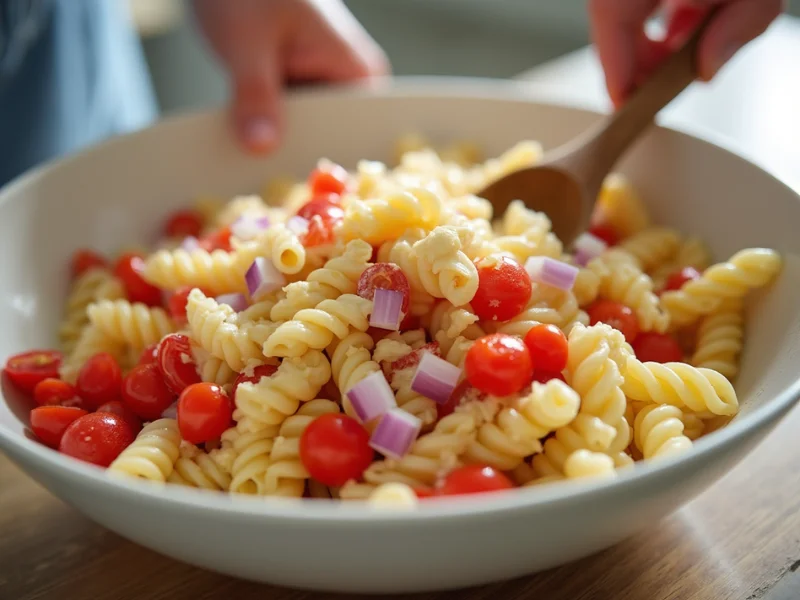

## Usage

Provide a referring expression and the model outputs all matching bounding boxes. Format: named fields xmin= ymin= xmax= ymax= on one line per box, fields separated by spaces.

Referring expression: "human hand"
xmin=193 ymin=0 xmax=389 ymax=153
xmin=589 ymin=0 xmax=783 ymax=107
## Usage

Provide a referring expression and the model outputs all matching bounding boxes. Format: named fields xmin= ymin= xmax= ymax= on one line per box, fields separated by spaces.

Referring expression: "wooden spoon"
xmin=478 ymin=14 xmax=714 ymax=246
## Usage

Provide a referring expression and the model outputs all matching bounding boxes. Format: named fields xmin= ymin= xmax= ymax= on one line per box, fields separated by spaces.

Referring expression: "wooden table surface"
xmin=2 ymin=403 xmax=799 ymax=600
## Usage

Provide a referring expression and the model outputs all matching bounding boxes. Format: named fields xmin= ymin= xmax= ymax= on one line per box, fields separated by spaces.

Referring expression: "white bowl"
xmin=1 ymin=78 xmax=799 ymax=594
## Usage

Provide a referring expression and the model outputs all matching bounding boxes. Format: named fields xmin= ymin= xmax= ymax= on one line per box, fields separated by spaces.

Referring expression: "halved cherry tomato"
xmin=524 ymin=324 xmax=569 ymax=373
xmin=199 ymin=225 xmax=233 ymax=252
xmin=587 ymin=299 xmax=640 ymax=343
xmin=436 ymin=465 xmax=514 ymax=496
xmin=5 ymin=350 xmax=62 ymax=395
xmin=357 ymin=263 xmax=411 ymax=315
xmin=296 ymin=194 xmax=344 ymax=223
xmin=137 ymin=343 xmax=159 ymax=367
xmin=588 ymin=223 xmax=619 ymax=247
xmin=33 ymin=378 xmax=84 ymax=408
xmin=662 ymin=266 xmax=702 ymax=293
xmin=76 ymin=353 xmax=122 ymax=409
xmin=177 ymin=383 xmax=233 ymax=444
xmin=301 ymin=214 xmax=339 ymax=247
xmin=166 ymin=286 xmax=210 ymax=323
xmin=114 ymin=253 xmax=162 ymax=306
xmin=30 ymin=406 xmax=88 ymax=449
xmin=465 ymin=334 xmax=533 ymax=397
xmin=59 ymin=412 xmax=135 ymax=467
xmin=531 ymin=371 xmax=566 ymax=384
xmin=232 ymin=364 xmax=278 ymax=400
xmin=157 ymin=334 xmax=201 ymax=395
xmin=96 ymin=400 xmax=143 ymax=434
xmin=71 ymin=249 xmax=107 ymax=278
xmin=437 ymin=380 xmax=483 ymax=419
xmin=390 ymin=342 xmax=441 ymax=374
xmin=299 ymin=413 xmax=372 ymax=487
xmin=471 ymin=256 xmax=532 ymax=322
xmin=308 ymin=163 xmax=349 ymax=196
xmin=164 ymin=210 xmax=203 ymax=239
xmin=122 ymin=363 xmax=175 ymax=421
xmin=633 ymin=332 xmax=683 ymax=364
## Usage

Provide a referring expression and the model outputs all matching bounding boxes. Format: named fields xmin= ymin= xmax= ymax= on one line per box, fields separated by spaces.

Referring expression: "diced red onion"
xmin=524 ymin=256 xmax=579 ymax=291
xmin=410 ymin=352 xmax=462 ymax=404
xmin=231 ymin=215 xmax=270 ymax=241
xmin=215 ymin=293 xmax=248 ymax=312
xmin=346 ymin=371 xmax=397 ymax=423
xmin=573 ymin=232 xmax=607 ymax=266
xmin=245 ymin=257 xmax=284 ymax=301
xmin=286 ymin=215 xmax=309 ymax=236
xmin=180 ymin=236 xmax=200 ymax=252
xmin=162 ymin=401 xmax=178 ymax=420
xmin=370 ymin=408 xmax=421 ymax=459
xmin=369 ymin=288 xmax=404 ymax=331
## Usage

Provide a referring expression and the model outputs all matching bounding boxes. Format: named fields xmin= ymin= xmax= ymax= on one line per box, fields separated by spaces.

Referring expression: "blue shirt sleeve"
xmin=0 ymin=0 xmax=157 ymax=187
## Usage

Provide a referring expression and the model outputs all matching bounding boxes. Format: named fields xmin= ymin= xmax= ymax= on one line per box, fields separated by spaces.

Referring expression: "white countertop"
xmin=514 ymin=15 xmax=800 ymax=193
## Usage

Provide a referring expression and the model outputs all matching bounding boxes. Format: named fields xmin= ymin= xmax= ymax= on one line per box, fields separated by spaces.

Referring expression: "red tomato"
xmin=137 ymin=343 xmax=159 ymax=367
xmin=177 ymin=383 xmax=233 ymax=444
xmin=357 ymin=263 xmax=411 ymax=315
xmin=308 ymin=163 xmax=349 ymax=196
xmin=96 ymin=400 xmax=143 ymax=434
xmin=5 ymin=350 xmax=62 ymax=395
xmin=398 ymin=313 xmax=420 ymax=331
xmin=414 ymin=487 xmax=436 ymax=499
xmin=33 ymin=378 xmax=84 ymax=408
xmin=370 ymin=245 xmax=380 ymax=263
xmin=301 ymin=214 xmax=340 ymax=247
xmin=587 ymin=299 xmax=640 ymax=343
xmin=663 ymin=266 xmax=702 ymax=293
xmin=296 ymin=194 xmax=345 ymax=223
xmin=76 ymin=352 xmax=122 ymax=409
xmin=524 ymin=324 xmax=569 ymax=373
xmin=166 ymin=286 xmax=209 ymax=323
xmin=114 ymin=253 xmax=162 ymax=306
xmin=231 ymin=364 xmax=278 ymax=400
xmin=59 ymin=413 xmax=135 ymax=467
xmin=30 ymin=406 xmax=88 ymax=449
xmin=437 ymin=465 xmax=514 ymax=496
xmin=465 ymin=334 xmax=533 ymax=397
xmin=157 ymin=334 xmax=201 ymax=395
xmin=71 ymin=249 xmax=107 ymax=278
xmin=390 ymin=342 xmax=441 ymax=374
xmin=437 ymin=380 xmax=484 ymax=419
xmin=531 ymin=371 xmax=566 ymax=384
xmin=633 ymin=332 xmax=683 ymax=364
xmin=164 ymin=210 xmax=203 ymax=238
xmin=471 ymin=256 xmax=532 ymax=322
xmin=588 ymin=223 xmax=619 ymax=247
xmin=122 ymin=363 xmax=176 ymax=421
xmin=299 ymin=413 xmax=372 ymax=487
xmin=199 ymin=225 xmax=233 ymax=252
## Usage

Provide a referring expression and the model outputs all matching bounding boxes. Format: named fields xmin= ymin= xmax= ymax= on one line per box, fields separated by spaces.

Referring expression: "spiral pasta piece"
xmin=263 ymin=294 xmax=372 ymax=358
xmin=377 ymin=228 xmax=435 ymax=316
xmin=425 ymin=301 xmax=483 ymax=354
xmin=617 ymin=227 xmax=681 ymax=271
xmin=622 ymin=356 xmax=739 ymax=416
xmin=650 ymin=237 xmax=712 ymax=288
xmin=594 ymin=173 xmax=650 ymax=237
xmin=563 ymin=450 xmax=617 ymax=480
xmin=342 ymin=188 xmax=443 ymax=245
xmin=387 ymin=365 xmax=439 ymax=428
xmin=633 ymin=404 xmax=693 ymax=459
xmin=169 ymin=442 xmax=233 ymax=491
xmin=87 ymin=300 xmax=176 ymax=350
xmin=59 ymin=268 xmax=125 ymax=353
xmin=108 ymin=419 xmax=181 ymax=482
xmin=690 ymin=300 xmax=744 ymax=379
xmin=372 ymin=329 xmax=427 ymax=365
xmin=486 ymin=284 xmax=587 ymax=337
xmin=660 ymin=248 xmax=780 ymax=328
xmin=192 ymin=346 xmax=237 ymax=393
xmin=328 ymin=332 xmax=382 ymax=419
xmin=248 ymin=224 xmax=306 ymax=275
xmin=263 ymin=399 xmax=341 ymax=496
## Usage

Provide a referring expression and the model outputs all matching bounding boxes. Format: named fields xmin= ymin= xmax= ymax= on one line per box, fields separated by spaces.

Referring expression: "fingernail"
xmin=240 ymin=117 xmax=277 ymax=152
xmin=708 ymin=43 xmax=740 ymax=80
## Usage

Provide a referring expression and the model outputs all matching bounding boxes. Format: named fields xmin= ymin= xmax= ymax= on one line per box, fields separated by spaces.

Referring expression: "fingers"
xmin=230 ymin=60 xmax=283 ymax=155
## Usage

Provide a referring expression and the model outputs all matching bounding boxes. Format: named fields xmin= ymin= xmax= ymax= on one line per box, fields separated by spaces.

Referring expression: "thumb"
xmin=230 ymin=61 xmax=283 ymax=155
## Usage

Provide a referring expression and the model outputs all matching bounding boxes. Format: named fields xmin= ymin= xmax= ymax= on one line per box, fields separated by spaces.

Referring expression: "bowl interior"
xmin=1 ymin=78 xmax=799 ymax=445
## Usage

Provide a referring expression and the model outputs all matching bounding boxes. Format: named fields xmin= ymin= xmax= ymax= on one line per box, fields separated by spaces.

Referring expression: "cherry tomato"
xmin=663 ymin=266 xmax=702 ymax=293
xmin=157 ymin=334 xmax=201 ymax=395
xmin=296 ymin=194 xmax=344 ymax=223
xmin=96 ymin=400 xmax=143 ymax=434
xmin=299 ymin=413 xmax=372 ymax=487
xmin=199 ymin=225 xmax=233 ymax=252
xmin=166 ymin=286 xmax=211 ymax=323
xmin=588 ymin=223 xmax=619 ymax=247
xmin=437 ymin=465 xmax=514 ymax=496
xmin=308 ymin=163 xmax=349 ymax=196
xmin=438 ymin=380 xmax=484 ymax=419
xmin=177 ymin=383 xmax=233 ymax=444
xmin=76 ymin=352 xmax=122 ymax=409
xmin=632 ymin=332 xmax=683 ymax=364
xmin=301 ymin=214 xmax=339 ymax=247
xmin=4 ymin=350 xmax=62 ymax=395
xmin=122 ymin=363 xmax=175 ymax=421
xmin=164 ymin=209 xmax=203 ymax=239
xmin=471 ymin=256 xmax=532 ymax=322
xmin=137 ymin=343 xmax=159 ymax=367
xmin=531 ymin=371 xmax=566 ymax=384
xmin=398 ymin=313 xmax=420 ymax=331
xmin=524 ymin=324 xmax=569 ymax=373
xmin=390 ymin=342 xmax=441 ymax=374
xmin=71 ymin=249 xmax=107 ymax=278
xmin=587 ymin=299 xmax=640 ymax=343
xmin=33 ymin=378 xmax=84 ymax=408
xmin=232 ymin=364 xmax=278 ymax=400
xmin=30 ymin=406 xmax=89 ymax=449
xmin=414 ymin=487 xmax=436 ymax=499
xmin=59 ymin=412 xmax=135 ymax=467
xmin=465 ymin=334 xmax=533 ymax=397
xmin=357 ymin=263 xmax=411 ymax=316
xmin=114 ymin=253 xmax=162 ymax=306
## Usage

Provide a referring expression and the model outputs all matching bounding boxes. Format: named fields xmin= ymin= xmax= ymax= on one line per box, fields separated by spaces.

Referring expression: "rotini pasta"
xmin=87 ymin=300 xmax=176 ymax=350
xmin=108 ymin=419 xmax=181 ymax=482
xmin=690 ymin=300 xmax=744 ymax=379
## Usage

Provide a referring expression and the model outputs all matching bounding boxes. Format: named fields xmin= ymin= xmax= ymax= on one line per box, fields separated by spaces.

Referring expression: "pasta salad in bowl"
xmin=0 ymin=80 xmax=798 ymax=593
